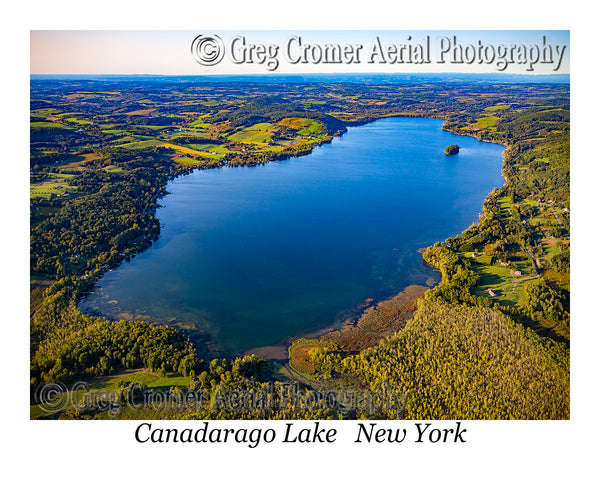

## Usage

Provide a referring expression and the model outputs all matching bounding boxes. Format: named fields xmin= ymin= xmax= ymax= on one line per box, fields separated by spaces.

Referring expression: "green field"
xmin=57 ymin=111 xmax=83 ymax=117
xmin=116 ymin=139 xmax=165 ymax=150
xmin=162 ymin=142 xmax=206 ymax=156
xmin=296 ymin=119 xmax=324 ymax=136
xmin=199 ymin=100 xmax=223 ymax=106
xmin=224 ymin=118 xmax=328 ymax=152
xmin=31 ymin=108 xmax=59 ymax=117
xmin=484 ymin=104 xmax=510 ymax=112
xmin=461 ymin=252 xmax=536 ymax=306
xmin=64 ymin=117 xmax=93 ymax=125
xmin=173 ymin=156 xmax=202 ymax=164
xmin=228 ymin=122 xmax=276 ymax=144
xmin=185 ymin=143 xmax=231 ymax=155
xmin=132 ymin=124 xmax=167 ymax=130
xmin=189 ymin=114 xmax=211 ymax=127
xmin=474 ymin=115 xmax=499 ymax=129
xmin=497 ymin=195 xmax=514 ymax=213
xmin=174 ymin=157 xmax=224 ymax=168
xmin=101 ymin=128 xmax=129 ymax=135
xmin=103 ymin=165 xmax=124 ymax=173
xmin=30 ymin=369 xmax=193 ymax=419
xmin=260 ymin=145 xmax=285 ymax=153
xmin=31 ymin=121 xmax=72 ymax=130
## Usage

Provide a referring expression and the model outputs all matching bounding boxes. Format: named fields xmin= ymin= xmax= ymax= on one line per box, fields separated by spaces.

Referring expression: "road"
xmin=547 ymin=203 xmax=566 ymax=233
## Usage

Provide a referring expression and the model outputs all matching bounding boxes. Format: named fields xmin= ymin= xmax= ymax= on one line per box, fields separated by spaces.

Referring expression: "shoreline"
xmin=243 ymin=283 xmax=429 ymax=361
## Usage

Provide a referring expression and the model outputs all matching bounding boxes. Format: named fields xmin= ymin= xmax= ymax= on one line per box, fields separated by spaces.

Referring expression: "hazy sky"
xmin=31 ymin=30 xmax=569 ymax=75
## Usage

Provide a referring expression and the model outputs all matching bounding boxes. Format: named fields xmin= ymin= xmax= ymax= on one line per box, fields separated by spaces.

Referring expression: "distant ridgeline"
xmin=29 ymin=77 xmax=569 ymax=420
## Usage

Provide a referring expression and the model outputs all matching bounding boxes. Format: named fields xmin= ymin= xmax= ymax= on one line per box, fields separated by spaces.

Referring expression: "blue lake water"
xmin=80 ymin=117 xmax=505 ymax=356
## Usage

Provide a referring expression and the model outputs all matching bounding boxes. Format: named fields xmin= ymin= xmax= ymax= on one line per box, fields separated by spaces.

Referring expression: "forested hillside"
xmin=337 ymin=301 xmax=569 ymax=419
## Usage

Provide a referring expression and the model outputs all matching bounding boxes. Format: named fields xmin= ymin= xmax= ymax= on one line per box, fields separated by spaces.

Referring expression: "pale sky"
xmin=31 ymin=30 xmax=570 ymax=75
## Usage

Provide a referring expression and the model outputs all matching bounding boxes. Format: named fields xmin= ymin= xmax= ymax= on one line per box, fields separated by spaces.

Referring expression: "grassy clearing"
xmin=167 ymin=130 xmax=213 ymax=140
xmin=278 ymin=117 xmax=324 ymax=135
xmin=174 ymin=156 xmax=202 ymax=164
xmin=56 ymin=157 xmax=93 ymax=172
xmin=213 ymin=117 xmax=326 ymax=153
xmin=189 ymin=121 xmax=211 ymax=128
xmin=132 ymin=124 xmax=166 ymax=130
xmin=199 ymin=100 xmax=223 ymax=106
xmin=125 ymin=108 xmax=157 ymax=116
xmin=103 ymin=165 xmax=124 ymax=173
xmin=31 ymin=108 xmax=60 ymax=117
xmin=101 ymin=129 xmax=129 ymax=135
xmin=185 ymin=143 xmax=231 ymax=155
xmin=30 ymin=173 xmax=77 ymax=199
xmin=64 ymin=117 xmax=92 ymax=125
xmin=288 ymin=338 xmax=336 ymax=375
xmin=484 ymin=104 xmax=510 ymax=112
xmin=146 ymin=373 xmax=191 ymax=388
xmin=116 ymin=139 xmax=164 ymax=150
xmin=30 ymin=369 xmax=193 ymax=419
xmin=474 ymin=116 xmax=499 ymax=129
xmin=174 ymin=157 xmax=223 ymax=167
xmin=462 ymin=252 xmax=536 ymax=306
xmin=56 ymin=111 xmax=83 ymax=118
xmin=261 ymin=145 xmax=286 ymax=153
xmin=497 ymin=196 xmax=514 ymax=213
xmin=277 ymin=117 xmax=307 ymax=129
xmin=162 ymin=142 xmax=205 ymax=156
xmin=31 ymin=121 xmax=72 ymax=130
xmin=297 ymin=121 xmax=324 ymax=136
xmin=189 ymin=114 xmax=211 ymax=127
xmin=228 ymin=122 xmax=277 ymax=144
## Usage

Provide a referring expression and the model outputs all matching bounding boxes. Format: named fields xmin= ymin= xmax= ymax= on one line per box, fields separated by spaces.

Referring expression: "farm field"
xmin=462 ymin=252 xmax=537 ymax=306
xmin=30 ymin=173 xmax=77 ymax=199
xmin=30 ymin=369 xmax=193 ymax=420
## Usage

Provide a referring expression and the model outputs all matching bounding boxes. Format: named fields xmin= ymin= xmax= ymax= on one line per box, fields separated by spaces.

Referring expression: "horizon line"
xmin=30 ymin=71 xmax=570 ymax=76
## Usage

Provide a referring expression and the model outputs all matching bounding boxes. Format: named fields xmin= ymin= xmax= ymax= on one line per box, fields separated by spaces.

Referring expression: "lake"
xmin=80 ymin=117 xmax=505 ymax=356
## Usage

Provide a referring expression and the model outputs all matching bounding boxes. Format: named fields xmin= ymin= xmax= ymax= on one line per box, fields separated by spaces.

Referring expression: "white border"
xmin=4 ymin=1 xmax=597 ymax=477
